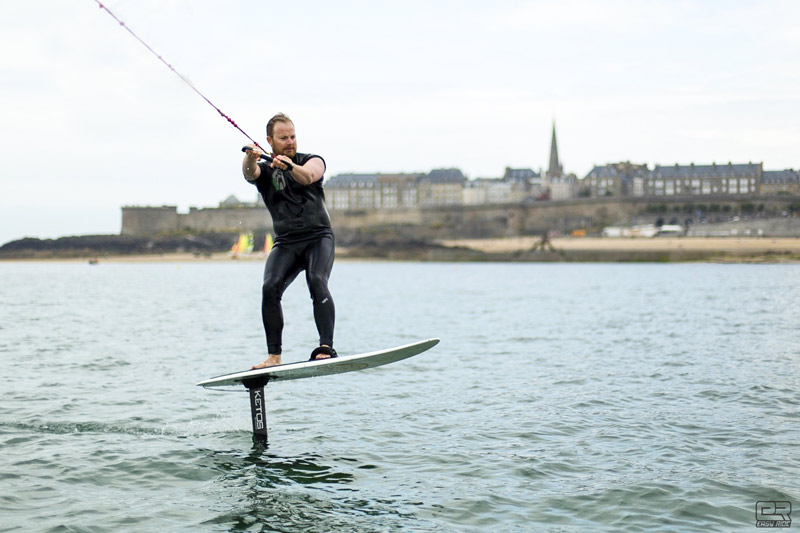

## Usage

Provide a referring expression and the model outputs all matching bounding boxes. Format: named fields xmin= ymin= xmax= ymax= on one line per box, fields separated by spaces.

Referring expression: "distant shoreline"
xmin=3 ymin=237 xmax=800 ymax=263
xmin=435 ymin=236 xmax=800 ymax=263
xmin=439 ymin=236 xmax=800 ymax=253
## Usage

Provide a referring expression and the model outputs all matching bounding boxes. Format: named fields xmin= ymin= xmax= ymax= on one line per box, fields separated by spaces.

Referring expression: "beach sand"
xmin=438 ymin=236 xmax=800 ymax=254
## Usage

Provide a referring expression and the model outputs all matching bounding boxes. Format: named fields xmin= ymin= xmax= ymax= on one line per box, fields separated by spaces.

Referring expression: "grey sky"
xmin=1 ymin=0 xmax=798 ymax=245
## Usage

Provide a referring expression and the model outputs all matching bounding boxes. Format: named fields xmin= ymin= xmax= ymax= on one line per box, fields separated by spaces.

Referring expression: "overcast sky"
xmin=1 ymin=0 xmax=798 ymax=245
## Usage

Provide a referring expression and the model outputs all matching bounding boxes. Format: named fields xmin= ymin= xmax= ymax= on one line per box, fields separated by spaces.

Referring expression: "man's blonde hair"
xmin=266 ymin=113 xmax=293 ymax=138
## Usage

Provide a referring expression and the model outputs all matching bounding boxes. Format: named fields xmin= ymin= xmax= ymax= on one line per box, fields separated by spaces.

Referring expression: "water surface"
xmin=1 ymin=261 xmax=798 ymax=531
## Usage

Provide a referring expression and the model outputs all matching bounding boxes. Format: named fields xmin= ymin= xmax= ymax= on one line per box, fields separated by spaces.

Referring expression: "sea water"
xmin=1 ymin=260 xmax=798 ymax=532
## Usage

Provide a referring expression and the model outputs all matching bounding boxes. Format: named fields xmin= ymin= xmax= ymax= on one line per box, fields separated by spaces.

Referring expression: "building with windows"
xmin=324 ymin=173 xmax=423 ymax=211
xmin=761 ymin=169 xmax=799 ymax=195
xmin=463 ymin=178 xmax=514 ymax=205
xmin=547 ymin=173 xmax=579 ymax=201
xmin=501 ymin=167 xmax=544 ymax=200
xmin=325 ymin=169 xmax=467 ymax=210
xmin=418 ymin=168 xmax=467 ymax=206
xmin=644 ymin=162 xmax=762 ymax=197
xmin=583 ymin=162 xmax=649 ymax=197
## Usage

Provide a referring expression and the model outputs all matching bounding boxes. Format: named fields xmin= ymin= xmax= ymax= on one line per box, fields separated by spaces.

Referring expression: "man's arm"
xmin=275 ymin=155 xmax=325 ymax=186
xmin=242 ymin=145 xmax=262 ymax=182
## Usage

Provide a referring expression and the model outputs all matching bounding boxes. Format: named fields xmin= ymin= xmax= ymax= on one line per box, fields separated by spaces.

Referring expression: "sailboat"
xmin=230 ymin=231 xmax=255 ymax=258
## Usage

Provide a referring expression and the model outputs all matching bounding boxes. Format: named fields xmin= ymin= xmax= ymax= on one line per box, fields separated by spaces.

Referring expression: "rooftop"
xmin=651 ymin=162 xmax=762 ymax=178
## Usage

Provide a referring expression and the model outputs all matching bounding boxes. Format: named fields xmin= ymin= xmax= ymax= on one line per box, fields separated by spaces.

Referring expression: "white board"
xmin=197 ymin=338 xmax=440 ymax=389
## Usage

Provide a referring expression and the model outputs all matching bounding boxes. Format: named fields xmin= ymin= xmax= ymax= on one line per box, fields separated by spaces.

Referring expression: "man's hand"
xmin=271 ymin=154 xmax=293 ymax=171
xmin=243 ymin=144 xmax=262 ymax=161
xmin=242 ymin=144 xmax=262 ymax=182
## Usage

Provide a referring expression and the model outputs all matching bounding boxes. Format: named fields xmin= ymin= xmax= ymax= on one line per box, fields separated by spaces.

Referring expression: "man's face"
xmin=268 ymin=122 xmax=297 ymax=157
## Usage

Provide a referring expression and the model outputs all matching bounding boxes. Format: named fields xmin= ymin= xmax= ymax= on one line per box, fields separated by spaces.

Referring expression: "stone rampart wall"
xmin=416 ymin=196 xmax=800 ymax=238
xmin=181 ymin=207 xmax=273 ymax=233
xmin=122 ymin=206 xmax=273 ymax=236
xmin=121 ymin=206 xmax=180 ymax=236
xmin=122 ymin=196 xmax=800 ymax=238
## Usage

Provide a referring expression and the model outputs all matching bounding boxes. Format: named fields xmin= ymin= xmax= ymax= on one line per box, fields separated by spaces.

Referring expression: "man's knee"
xmin=262 ymin=276 xmax=283 ymax=301
xmin=306 ymin=273 xmax=330 ymax=301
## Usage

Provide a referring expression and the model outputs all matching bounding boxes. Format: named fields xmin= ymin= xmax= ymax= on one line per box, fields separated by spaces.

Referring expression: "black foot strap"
xmin=309 ymin=346 xmax=338 ymax=361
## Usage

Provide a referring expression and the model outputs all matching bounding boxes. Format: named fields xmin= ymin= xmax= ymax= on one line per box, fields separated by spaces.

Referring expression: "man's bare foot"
xmin=251 ymin=354 xmax=281 ymax=369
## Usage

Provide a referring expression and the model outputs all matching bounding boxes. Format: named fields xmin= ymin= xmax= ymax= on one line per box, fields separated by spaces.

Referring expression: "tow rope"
xmin=93 ymin=1 xmax=270 ymax=155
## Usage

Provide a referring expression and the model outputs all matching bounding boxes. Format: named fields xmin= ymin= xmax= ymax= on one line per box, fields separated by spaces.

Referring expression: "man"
xmin=242 ymin=113 xmax=336 ymax=369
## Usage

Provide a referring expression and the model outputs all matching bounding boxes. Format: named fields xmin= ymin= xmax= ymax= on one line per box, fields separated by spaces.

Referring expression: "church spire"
xmin=547 ymin=121 xmax=563 ymax=178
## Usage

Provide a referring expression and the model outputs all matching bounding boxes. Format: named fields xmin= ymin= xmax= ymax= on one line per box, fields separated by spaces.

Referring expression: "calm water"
xmin=1 ymin=260 xmax=799 ymax=532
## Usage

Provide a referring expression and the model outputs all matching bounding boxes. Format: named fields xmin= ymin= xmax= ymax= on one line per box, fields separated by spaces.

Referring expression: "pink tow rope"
xmin=93 ymin=1 xmax=269 ymax=154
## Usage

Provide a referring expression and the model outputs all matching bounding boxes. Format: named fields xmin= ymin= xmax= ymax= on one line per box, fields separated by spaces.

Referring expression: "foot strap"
xmin=309 ymin=346 xmax=338 ymax=361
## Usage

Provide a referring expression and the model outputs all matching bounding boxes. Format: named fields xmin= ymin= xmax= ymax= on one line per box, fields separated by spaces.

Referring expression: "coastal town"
xmin=117 ymin=122 xmax=800 ymax=241
xmin=321 ymin=124 xmax=798 ymax=211
xmin=4 ymin=124 xmax=800 ymax=262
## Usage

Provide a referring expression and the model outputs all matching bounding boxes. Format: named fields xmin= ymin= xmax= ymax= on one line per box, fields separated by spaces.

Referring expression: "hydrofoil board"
xmin=198 ymin=338 xmax=439 ymax=389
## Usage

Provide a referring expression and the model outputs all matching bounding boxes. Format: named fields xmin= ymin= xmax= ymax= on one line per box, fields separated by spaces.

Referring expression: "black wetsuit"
xmin=249 ymin=153 xmax=335 ymax=355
